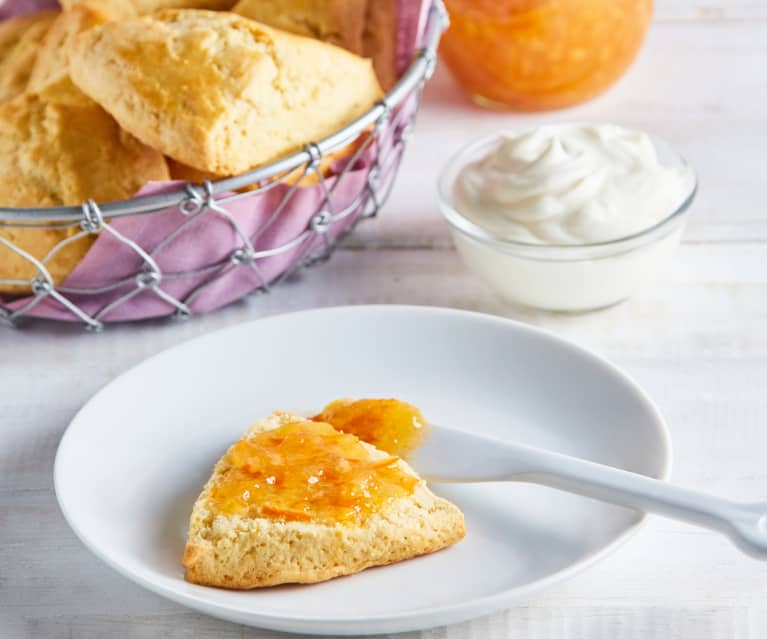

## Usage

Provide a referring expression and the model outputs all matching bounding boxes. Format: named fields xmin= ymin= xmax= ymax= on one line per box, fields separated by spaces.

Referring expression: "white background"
xmin=3 ymin=1 xmax=767 ymax=637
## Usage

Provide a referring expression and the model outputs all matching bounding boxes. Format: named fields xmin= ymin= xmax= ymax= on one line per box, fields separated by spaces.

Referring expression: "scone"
xmin=233 ymin=0 xmax=367 ymax=55
xmin=233 ymin=0 xmax=398 ymax=89
xmin=131 ymin=0 xmax=237 ymax=11
xmin=59 ymin=0 xmax=236 ymax=14
xmin=27 ymin=5 xmax=118 ymax=93
xmin=166 ymin=158 xmax=220 ymax=184
xmin=0 ymin=77 xmax=169 ymax=293
xmin=169 ymin=130 xmax=371 ymax=188
xmin=362 ymin=0 xmax=398 ymax=91
xmin=68 ymin=9 xmax=383 ymax=175
xmin=0 ymin=10 xmax=58 ymax=103
xmin=183 ymin=411 xmax=465 ymax=588
xmin=58 ymin=0 xmax=138 ymax=17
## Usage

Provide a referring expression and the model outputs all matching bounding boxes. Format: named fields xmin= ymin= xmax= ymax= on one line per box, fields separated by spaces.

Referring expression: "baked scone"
xmin=0 ymin=77 xmax=169 ymax=293
xmin=58 ymin=0 xmax=138 ymax=17
xmin=362 ymin=0 xmax=398 ymax=91
xmin=27 ymin=6 xmax=118 ymax=93
xmin=169 ymin=130 xmax=371 ymax=189
xmin=132 ymin=0 xmax=237 ymax=11
xmin=183 ymin=411 xmax=465 ymax=588
xmin=68 ymin=9 xmax=383 ymax=175
xmin=233 ymin=0 xmax=367 ymax=55
xmin=233 ymin=0 xmax=398 ymax=89
xmin=166 ymin=158 xmax=220 ymax=183
xmin=0 ymin=77 xmax=169 ymax=207
xmin=59 ymin=0 xmax=236 ymax=14
xmin=0 ymin=10 xmax=58 ymax=103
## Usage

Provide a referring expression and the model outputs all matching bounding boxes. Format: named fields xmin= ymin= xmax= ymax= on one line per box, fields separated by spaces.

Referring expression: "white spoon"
xmin=407 ymin=424 xmax=767 ymax=559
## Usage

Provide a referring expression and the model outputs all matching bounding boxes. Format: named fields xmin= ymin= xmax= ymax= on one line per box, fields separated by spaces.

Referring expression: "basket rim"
xmin=0 ymin=0 xmax=446 ymax=223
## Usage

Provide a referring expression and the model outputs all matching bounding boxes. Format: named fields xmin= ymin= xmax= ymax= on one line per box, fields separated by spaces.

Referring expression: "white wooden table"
xmin=3 ymin=3 xmax=767 ymax=637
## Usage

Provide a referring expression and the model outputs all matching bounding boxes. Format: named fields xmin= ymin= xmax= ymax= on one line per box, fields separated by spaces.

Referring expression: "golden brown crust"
xmin=0 ymin=77 xmax=169 ymax=293
xmin=0 ymin=77 xmax=169 ymax=207
xmin=182 ymin=412 xmax=466 ymax=588
xmin=233 ymin=0 xmax=367 ymax=54
xmin=183 ymin=489 xmax=465 ymax=588
xmin=27 ymin=6 xmax=118 ymax=93
xmin=169 ymin=131 xmax=370 ymax=192
xmin=166 ymin=157 xmax=220 ymax=183
xmin=0 ymin=10 xmax=58 ymax=104
xmin=234 ymin=0 xmax=399 ymax=89
xmin=363 ymin=0 xmax=398 ymax=90
xmin=59 ymin=0 xmax=236 ymax=15
xmin=59 ymin=0 xmax=138 ymax=16
xmin=68 ymin=9 xmax=383 ymax=175
xmin=132 ymin=0 xmax=237 ymax=11
xmin=0 ymin=225 xmax=94 ymax=296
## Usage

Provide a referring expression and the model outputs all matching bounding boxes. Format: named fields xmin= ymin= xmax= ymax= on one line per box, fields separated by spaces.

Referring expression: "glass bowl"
xmin=437 ymin=130 xmax=697 ymax=312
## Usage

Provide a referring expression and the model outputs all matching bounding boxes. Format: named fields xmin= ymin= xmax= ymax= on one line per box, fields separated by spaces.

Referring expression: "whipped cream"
xmin=454 ymin=124 xmax=694 ymax=244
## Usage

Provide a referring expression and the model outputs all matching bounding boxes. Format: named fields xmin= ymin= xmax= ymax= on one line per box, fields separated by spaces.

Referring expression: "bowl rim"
xmin=437 ymin=125 xmax=698 ymax=253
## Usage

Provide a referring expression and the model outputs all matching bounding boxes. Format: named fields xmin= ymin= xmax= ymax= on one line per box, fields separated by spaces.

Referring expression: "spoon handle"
xmin=503 ymin=442 xmax=767 ymax=559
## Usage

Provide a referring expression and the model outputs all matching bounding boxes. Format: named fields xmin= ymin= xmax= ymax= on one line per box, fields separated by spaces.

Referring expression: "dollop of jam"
xmin=209 ymin=420 xmax=418 ymax=525
xmin=312 ymin=398 xmax=428 ymax=458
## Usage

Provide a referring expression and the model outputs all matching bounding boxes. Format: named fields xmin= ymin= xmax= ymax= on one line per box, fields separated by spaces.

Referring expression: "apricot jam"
xmin=209 ymin=421 xmax=418 ymax=525
xmin=440 ymin=0 xmax=653 ymax=111
xmin=312 ymin=398 xmax=427 ymax=458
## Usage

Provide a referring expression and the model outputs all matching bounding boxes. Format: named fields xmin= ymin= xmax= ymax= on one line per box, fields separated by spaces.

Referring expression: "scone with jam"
xmin=183 ymin=400 xmax=465 ymax=588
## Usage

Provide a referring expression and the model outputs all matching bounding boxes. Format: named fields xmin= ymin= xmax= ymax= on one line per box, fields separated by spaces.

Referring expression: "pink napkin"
xmin=0 ymin=0 xmax=58 ymax=19
xmin=0 ymin=0 xmax=434 ymax=323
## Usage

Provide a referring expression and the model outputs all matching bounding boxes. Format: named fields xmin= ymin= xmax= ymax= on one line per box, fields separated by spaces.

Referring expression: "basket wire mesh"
xmin=0 ymin=0 xmax=447 ymax=331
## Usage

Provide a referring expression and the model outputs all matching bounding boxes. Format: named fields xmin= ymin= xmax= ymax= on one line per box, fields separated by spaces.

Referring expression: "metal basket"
xmin=0 ymin=1 xmax=447 ymax=331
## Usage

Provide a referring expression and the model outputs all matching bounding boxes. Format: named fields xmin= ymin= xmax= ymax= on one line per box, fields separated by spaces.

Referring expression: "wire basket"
xmin=0 ymin=1 xmax=447 ymax=331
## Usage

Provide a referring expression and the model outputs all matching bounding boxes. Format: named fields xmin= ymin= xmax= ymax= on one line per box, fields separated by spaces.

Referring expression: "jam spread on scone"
xmin=312 ymin=398 xmax=427 ymax=457
xmin=209 ymin=420 xmax=418 ymax=525
xmin=184 ymin=401 xmax=466 ymax=588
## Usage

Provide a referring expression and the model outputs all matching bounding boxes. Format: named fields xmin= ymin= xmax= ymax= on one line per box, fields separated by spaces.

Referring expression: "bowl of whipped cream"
xmin=438 ymin=124 xmax=697 ymax=311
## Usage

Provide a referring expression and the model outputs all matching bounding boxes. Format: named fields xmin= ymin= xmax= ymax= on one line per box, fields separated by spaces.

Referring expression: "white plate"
xmin=55 ymin=306 xmax=671 ymax=635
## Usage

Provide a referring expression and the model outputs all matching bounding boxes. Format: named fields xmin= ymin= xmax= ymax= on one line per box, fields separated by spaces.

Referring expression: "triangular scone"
xmin=233 ymin=0 xmax=367 ymax=55
xmin=59 ymin=0 xmax=137 ymax=16
xmin=0 ymin=76 xmax=169 ymax=208
xmin=132 ymin=0 xmax=238 ymax=11
xmin=68 ymin=9 xmax=383 ymax=175
xmin=59 ymin=0 xmax=236 ymax=15
xmin=183 ymin=412 xmax=466 ymax=588
xmin=0 ymin=10 xmax=58 ymax=104
xmin=235 ymin=0 xmax=398 ymax=91
xmin=27 ymin=5 xmax=121 ymax=93
xmin=0 ymin=77 xmax=168 ymax=292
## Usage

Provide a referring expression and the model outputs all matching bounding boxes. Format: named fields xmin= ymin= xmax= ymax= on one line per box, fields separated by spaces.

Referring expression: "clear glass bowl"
xmin=437 ymin=131 xmax=697 ymax=312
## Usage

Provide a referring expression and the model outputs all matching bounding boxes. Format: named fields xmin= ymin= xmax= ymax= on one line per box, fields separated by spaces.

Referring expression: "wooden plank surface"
xmin=2 ymin=243 xmax=767 ymax=638
xmin=2 ymin=2 xmax=767 ymax=638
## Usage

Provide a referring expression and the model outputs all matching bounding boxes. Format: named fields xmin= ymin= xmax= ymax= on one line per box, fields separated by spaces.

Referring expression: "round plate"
xmin=55 ymin=306 xmax=671 ymax=635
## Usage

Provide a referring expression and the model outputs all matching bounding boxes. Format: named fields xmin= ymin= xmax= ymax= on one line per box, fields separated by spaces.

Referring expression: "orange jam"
xmin=312 ymin=398 xmax=428 ymax=458
xmin=209 ymin=420 xmax=418 ymax=525
xmin=440 ymin=0 xmax=653 ymax=110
